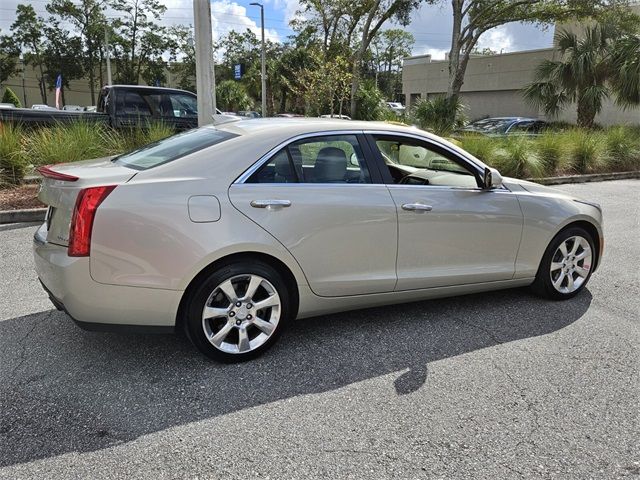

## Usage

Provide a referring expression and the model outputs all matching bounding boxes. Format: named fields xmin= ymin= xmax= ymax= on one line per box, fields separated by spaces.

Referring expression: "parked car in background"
xmin=456 ymin=117 xmax=548 ymax=137
xmin=0 ymin=103 xmax=15 ymax=109
xmin=319 ymin=114 xmax=351 ymax=120
xmin=34 ymin=118 xmax=603 ymax=362
xmin=31 ymin=104 xmax=57 ymax=111
xmin=0 ymin=85 xmax=209 ymax=130
xmin=237 ymin=110 xmax=261 ymax=118
xmin=386 ymin=102 xmax=406 ymax=115
xmin=63 ymin=105 xmax=83 ymax=111
xmin=275 ymin=113 xmax=304 ymax=118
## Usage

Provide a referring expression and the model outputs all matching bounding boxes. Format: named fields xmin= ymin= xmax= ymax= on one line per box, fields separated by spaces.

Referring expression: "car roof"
xmin=474 ymin=117 xmax=541 ymax=122
xmin=215 ymin=117 xmax=427 ymax=137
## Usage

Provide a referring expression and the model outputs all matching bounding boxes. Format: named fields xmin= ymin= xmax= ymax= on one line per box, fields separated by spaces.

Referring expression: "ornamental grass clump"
xmin=565 ymin=129 xmax=606 ymax=174
xmin=495 ymin=136 xmax=544 ymax=178
xmin=0 ymin=123 xmax=27 ymax=185
xmin=27 ymin=121 xmax=110 ymax=166
xmin=603 ymin=126 xmax=640 ymax=171
xmin=536 ymin=130 xmax=567 ymax=176
xmin=458 ymin=134 xmax=497 ymax=164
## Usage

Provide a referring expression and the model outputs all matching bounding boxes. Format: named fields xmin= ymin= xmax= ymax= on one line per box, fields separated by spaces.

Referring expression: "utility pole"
xmin=250 ymin=2 xmax=266 ymax=117
xmin=105 ymin=27 xmax=113 ymax=86
xmin=193 ymin=0 xmax=216 ymax=126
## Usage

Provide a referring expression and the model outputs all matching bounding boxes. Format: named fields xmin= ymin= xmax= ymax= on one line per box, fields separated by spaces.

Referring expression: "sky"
xmin=0 ymin=0 xmax=556 ymax=60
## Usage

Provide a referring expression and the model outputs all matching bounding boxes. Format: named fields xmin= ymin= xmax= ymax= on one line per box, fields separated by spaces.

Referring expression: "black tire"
xmin=184 ymin=260 xmax=292 ymax=362
xmin=531 ymin=226 xmax=596 ymax=300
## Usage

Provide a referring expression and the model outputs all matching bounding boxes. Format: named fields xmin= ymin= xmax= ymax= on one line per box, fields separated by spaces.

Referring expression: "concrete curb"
xmin=0 ymin=208 xmax=46 ymax=224
xmin=528 ymin=170 xmax=640 ymax=185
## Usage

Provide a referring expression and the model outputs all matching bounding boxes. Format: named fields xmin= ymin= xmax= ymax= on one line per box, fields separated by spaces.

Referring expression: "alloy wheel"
xmin=549 ymin=235 xmax=592 ymax=294
xmin=202 ymin=274 xmax=281 ymax=354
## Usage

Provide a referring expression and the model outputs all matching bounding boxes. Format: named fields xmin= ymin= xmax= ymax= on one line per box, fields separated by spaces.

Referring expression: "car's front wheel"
xmin=184 ymin=260 xmax=291 ymax=362
xmin=532 ymin=227 xmax=596 ymax=300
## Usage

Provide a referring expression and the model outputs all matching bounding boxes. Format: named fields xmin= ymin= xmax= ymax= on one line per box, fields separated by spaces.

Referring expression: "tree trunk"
xmin=576 ymin=99 xmax=596 ymax=129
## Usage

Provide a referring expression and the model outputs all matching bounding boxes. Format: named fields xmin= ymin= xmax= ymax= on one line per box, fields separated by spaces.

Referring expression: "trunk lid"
xmin=38 ymin=157 xmax=137 ymax=246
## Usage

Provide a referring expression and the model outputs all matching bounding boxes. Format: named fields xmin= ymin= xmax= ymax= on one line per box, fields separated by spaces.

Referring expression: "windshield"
xmin=113 ymin=127 xmax=238 ymax=170
xmin=465 ymin=119 xmax=513 ymax=133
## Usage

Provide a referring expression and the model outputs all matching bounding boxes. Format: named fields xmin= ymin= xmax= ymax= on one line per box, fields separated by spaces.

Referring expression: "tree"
xmin=168 ymin=25 xmax=196 ymax=92
xmin=523 ymin=23 xmax=640 ymax=128
xmin=441 ymin=0 xmax=625 ymax=118
xmin=0 ymin=32 xmax=19 ymax=88
xmin=348 ymin=0 xmax=423 ymax=117
xmin=109 ymin=0 xmax=169 ymax=85
xmin=610 ymin=34 xmax=640 ymax=106
xmin=369 ymin=29 xmax=414 ymax=99
xmin=42 ymin=22 xmax=85 ymax=106
xmin=2 ymin=87 xmax=22 ymax=107
xmin=216 ymin=80 xmax=254 ymax=111
xmin=47 ymin=0 xmax=108 ymax=105
xmin=10 ymin=5 xmax=48 ymax=104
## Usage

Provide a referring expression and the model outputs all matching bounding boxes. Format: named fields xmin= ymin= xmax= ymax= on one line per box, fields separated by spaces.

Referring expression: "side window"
xmin=375 ymin=137 xmax=479 ymax=188
xmin=291 ymin=135 xmax=371 ymax=184
xmin=246 ymin=150 xmax=296 ymax=183
xmin=246 ymin=134 xmax=372 ymax=184
xmin=122 ymin=92 xmax=152 ymax=116
xmin=170 ymin=94 xmax=198 ymax=118
xmin=509 ymin=121 xmax=534 ymax=134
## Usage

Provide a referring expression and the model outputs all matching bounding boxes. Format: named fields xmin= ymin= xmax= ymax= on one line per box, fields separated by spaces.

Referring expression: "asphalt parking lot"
xmin=0 ymin=179 xmax=638 ymax=479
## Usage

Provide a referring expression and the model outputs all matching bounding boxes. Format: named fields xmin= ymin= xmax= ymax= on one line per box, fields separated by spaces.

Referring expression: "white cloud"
xmin=268 ymin=0 xmax=302 ymax=24
xmin=211 ymin=0 xmax=280 ymax=43
xmin=476 ymin=27 xmax=514 ymax=53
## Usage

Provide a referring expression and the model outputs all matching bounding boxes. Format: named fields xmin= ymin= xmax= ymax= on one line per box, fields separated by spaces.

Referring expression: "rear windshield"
xmin=113 ymin=127 xmax=238 ymax=170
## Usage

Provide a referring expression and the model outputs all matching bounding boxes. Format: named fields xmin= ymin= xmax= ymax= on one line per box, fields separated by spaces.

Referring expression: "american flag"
xmin=55 ymin=74 xmax=62 ymax=109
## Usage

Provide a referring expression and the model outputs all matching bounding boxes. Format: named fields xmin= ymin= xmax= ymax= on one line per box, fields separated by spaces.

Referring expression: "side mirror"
xmin=482 ymin=167 xmax=503 ymax=189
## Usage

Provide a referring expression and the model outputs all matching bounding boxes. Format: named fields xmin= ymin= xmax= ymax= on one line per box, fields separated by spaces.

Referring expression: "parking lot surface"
xmin=0 ymin=180 xmax=638 ymax=479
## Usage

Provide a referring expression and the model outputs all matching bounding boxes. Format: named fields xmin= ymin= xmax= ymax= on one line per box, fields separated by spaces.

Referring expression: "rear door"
xmin=229 ymin=133 xmax=398 ymax=297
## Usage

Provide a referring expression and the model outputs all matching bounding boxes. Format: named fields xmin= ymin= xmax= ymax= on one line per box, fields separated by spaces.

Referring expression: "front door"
xmin=368 ymin=134 xmax=524 ymax=290
xmin=229 ymin=133 xmax=398 ymax=297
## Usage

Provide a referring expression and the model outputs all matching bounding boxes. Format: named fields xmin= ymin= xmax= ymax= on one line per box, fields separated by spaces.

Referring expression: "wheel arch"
xmin=176 ymin=251 xmax=301 ymax=332
xmin=550 ymin=219 xmax=602 ymax=272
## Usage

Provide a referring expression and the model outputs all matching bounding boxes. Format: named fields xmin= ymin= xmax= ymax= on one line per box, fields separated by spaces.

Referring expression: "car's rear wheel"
xmin=184 ymin=261 xmax=291 ymax=362
xmin=532 ymin=227 xmax=596 ymax=300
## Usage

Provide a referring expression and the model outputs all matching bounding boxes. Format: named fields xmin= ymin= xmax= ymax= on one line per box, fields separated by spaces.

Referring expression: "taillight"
xmin=68 ymin=185 xmax=116 ymax=257
xmin=37 ymin=165 xmax=79 ymax=182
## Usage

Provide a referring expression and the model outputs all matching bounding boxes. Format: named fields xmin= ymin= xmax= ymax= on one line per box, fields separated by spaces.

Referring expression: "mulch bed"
xmin=0 ymin=184 xmax=45 ymax=210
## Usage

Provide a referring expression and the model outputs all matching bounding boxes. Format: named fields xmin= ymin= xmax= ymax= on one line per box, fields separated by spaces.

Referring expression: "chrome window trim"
xmin=233 ymin=130 xmax=366 ymax=184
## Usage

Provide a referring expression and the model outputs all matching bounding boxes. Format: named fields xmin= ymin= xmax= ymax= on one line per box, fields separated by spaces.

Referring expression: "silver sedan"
xmin=34 ymin=118 xmax=603 ymax=362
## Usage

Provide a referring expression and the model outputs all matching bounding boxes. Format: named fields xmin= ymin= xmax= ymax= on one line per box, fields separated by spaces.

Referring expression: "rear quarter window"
xmin=114 ymin=127 xmax=238 ymax=170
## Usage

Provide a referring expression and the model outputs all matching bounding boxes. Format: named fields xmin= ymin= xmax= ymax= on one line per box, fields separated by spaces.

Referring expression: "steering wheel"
xmin=399 ymin=175 xmax=429 ymax=185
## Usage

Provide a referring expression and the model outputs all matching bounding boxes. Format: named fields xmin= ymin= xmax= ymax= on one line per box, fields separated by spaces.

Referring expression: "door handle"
xmin=250 ymin=199 xmax=292 ymax=209
xmin=402 ymin=203 xmax=433 ymax=212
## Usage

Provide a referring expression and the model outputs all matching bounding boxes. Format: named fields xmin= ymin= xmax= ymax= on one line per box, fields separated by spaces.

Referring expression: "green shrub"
xmin=2 ymin=87 xmax=22 ymax=108
xmin=536 ymin=131 xmax=566 ymax=176
xmin=459 ymin=134 xmax=497 ymax=164
xmin=0 ymin=124 xmax=27 ymax=185
xmin=26 ymin=121 xmax=110 ymax=166
xmin=411 ymin=96 xmax=466 ymax=136
xmin=564 ymin=129 xmax=605 ymax=174
xmin=494 ymin=136 xmax=544 ymax=178
xmin=355 ymin=79 xmax=386 ymax=121
xmin=603 ymin=126 xmax=640 ymax=171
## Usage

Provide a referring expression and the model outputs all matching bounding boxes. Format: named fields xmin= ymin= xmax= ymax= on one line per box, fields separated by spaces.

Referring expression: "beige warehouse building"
xmin=402 ymin=7 xmax=640 ymax=126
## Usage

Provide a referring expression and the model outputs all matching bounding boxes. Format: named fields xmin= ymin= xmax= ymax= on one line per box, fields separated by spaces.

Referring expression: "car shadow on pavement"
xmin=0 ymin=287 xmax=592 ymax=467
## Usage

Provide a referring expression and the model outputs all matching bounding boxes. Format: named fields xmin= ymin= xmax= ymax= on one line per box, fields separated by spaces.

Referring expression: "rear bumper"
xmin=33 ymin=224 xmax=181 ymax=331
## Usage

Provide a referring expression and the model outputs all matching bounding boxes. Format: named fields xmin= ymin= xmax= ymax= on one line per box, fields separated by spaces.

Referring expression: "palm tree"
xmin=524 ymin=24 xmax=640 ymax=128
xmin=611 ymin=35 xmax=640 ymax=107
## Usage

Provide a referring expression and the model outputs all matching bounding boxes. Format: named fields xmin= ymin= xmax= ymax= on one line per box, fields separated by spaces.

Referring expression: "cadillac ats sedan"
xmin=34 ymin=118 xmax=603 ymax=362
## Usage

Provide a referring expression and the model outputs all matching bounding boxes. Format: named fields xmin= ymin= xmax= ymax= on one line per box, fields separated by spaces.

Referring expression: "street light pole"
xmin=193 ymin=0 xmax=216 ymax=126
xmin=250 ymin=2 xmax=266 ymax=117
